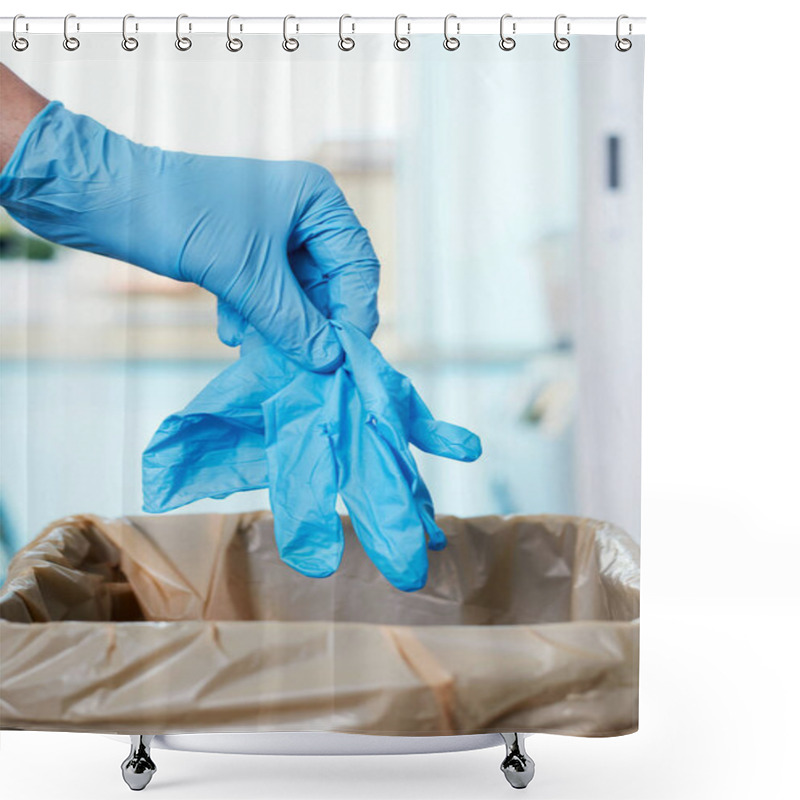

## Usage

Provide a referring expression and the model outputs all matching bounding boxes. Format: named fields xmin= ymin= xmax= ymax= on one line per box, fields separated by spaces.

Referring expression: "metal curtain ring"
xmin=394 ymin=14 xmax=410 ymax=51
xmin=176 ymin=14 xmax=192 ymax=51
xmin=121 ymin=14 xmax=138 ymax=51
xmin=443 ymin=14 xmax=460 ymax=51
xmin=226 ymin=15 xmax=243 ymax=51
xmin=499 ymin=14 xmax=515 ymax=51
xmin=615 ymin=14 xmax=632 ymax=51
xmin=283 ymin=15 xmax=299 ymax=51
xmin=553 ymin=14 xmax=570 ymax=51
xmin=63 ymin=13 xmax=80 ymax=51
xmin=12 ymin=14 xmax=29 ymax=51
xmin=338 ymin=14 xmax=355 ymax=51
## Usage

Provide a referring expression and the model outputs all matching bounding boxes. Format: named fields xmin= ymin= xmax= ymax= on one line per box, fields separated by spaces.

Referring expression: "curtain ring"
xmin=63 ymin=13 xmax=80 ymax=51
xmin=443 ymin=14 xmax=460 ymax=51
xmin=121 ymin=14 xmax=138 ymax=51
xmin=615 ymin=15 xmax=632 ymax=51
xmin=226 ymin=15 xmax=243 ymax=52
xmin=499 ymin=14 xmax=516 ymax=51
xmin=176 ymin=14 xmax=192 ymax=51
xmin=394 ymin=14 xmax=410 ymax=51
xmin=553 ymin=14 xmax=570 ymax=51
xmin=283 ymin=15 xmax=299 ymax=52
xmin=12 ymin=15 xmax=29 ymax=51
xmin=338 ymin=14 xmax=355 ymax=51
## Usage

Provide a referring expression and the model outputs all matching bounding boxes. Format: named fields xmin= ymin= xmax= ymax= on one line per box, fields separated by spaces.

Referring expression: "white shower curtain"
xmin=0 ymin=30 xmax=643 ymax=560
xmin=0 ymin=19 xmax=643 ymax=750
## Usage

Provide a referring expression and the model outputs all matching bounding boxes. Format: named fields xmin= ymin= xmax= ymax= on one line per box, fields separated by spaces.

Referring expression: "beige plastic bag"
xmin=0 ymin=512 xmax=639 ymax=737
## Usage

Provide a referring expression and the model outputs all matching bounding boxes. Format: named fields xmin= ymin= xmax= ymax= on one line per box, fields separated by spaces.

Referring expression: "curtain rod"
xmin=1 ymin=16 xmax=646 ymax=37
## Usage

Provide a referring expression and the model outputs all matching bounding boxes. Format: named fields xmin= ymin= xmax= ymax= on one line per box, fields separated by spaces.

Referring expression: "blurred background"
xmin=0 ymin=33 xmax=642 ymax=578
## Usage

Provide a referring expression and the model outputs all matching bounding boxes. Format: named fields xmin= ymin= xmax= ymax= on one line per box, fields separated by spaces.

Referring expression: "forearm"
xmin=0 ymin=64 xmax=48 ymax=171
xmin=0 ymin=94 xmax=194 ymax=275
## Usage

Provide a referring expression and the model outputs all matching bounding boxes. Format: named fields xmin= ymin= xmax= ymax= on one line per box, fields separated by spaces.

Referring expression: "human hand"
xmin=0 ymin=100 xmax=379 ymax=370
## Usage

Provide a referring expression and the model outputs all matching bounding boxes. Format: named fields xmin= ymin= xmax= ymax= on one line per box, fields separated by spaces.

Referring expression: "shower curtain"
xmin=0 ymin=18 xmax=643 ymax=739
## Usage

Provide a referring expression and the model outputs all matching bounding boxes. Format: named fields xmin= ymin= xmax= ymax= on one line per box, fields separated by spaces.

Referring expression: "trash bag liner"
xmin=0 ymin=512 xmax=639 ymax=737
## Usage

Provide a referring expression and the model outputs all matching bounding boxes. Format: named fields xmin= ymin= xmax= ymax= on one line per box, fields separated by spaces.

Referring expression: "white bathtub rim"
xmin=102 ymin=731 xmax=519 ymax=756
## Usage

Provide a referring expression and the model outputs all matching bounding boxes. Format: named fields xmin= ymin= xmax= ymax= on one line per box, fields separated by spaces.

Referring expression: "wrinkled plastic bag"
xmin=0 ymin=512 xmax=639 ymax=737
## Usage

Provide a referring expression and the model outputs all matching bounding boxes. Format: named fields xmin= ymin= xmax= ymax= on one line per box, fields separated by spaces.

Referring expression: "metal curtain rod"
xmin=0 ymin=16 xmax=646 ymax=37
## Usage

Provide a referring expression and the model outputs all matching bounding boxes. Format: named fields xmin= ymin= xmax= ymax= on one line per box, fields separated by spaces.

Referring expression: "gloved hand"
xmin=143 ymin=321 xmax=482 ymax=591
xmin=0 ymin=99 xmax=483 ymax=589
xmin=0 ymin=100 xmax=379 ymax=371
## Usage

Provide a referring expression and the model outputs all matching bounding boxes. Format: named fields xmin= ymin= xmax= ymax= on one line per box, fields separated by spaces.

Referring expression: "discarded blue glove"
xmin=141 ymin=331 xmax=300 ymax=513
xmin=143 ymin=322 xmax=482 ymax=591
xmin=263 ymin=320 xmax=482 ymax=590
xmin=0 ymin=100 xmax=379 ymax=371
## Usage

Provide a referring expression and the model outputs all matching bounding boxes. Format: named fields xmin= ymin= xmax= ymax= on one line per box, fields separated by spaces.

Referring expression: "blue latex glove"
xmin=143 ymin=322 xmax=482 ymax=591
xmin=140 ymin=248 xmax=356 ymax=512
xmin=0 ymin=99 xmax=483 ymax=589
xmin=263 ymin=321 xmax=482 ymax=590
xmin=0 ymin=100 xmax=379 ymax=370
xmin=141 ymin=332 xmax=300 ymax=513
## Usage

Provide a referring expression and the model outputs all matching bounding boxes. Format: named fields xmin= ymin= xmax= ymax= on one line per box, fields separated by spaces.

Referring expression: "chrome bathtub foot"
xmin=121 ymin=735 xmax=157 ymax=791
xmin=500 ymin=733 xmax=535 ymax=790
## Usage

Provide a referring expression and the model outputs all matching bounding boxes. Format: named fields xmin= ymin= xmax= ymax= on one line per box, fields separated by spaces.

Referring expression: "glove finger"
xmin=216 ymin=299 xmax=249 ymax=347
xmin=409 ymin=417 xmax=483 ymax=462
xmin=406 ymin=473 xmax=446 ymax=551
xmin=407 ymin=388 xmax=482 ymax=462
xmin=336 ymin=320 xmax=480 ymax=459
xmin=263 ymin=381 xmax=342 ymax=578
xmin=333 ymin=321 xmax=457 ymax=550
xmin=368 ymin=412 xmax=446 ymax=552
xmin=334 ymin=322 xmax=480 ymax=463
xmin=289 ymin=168 xmax=380 ymax=338
xmin=334 ymin=371 xmax=429 ymax=591
xmin=263 ymin=373 xmax=343 ymax=578
xmin=339 ymin=431 xmax=430 ymax=590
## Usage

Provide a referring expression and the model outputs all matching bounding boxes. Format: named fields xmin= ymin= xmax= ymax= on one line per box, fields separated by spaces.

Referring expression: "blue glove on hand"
xmin=0 ymin=99 xmax=483 ymax=590
xmin=0 ymin=100 xmax=379 ymax=370
xmin=143 ymin=322 xmax=481 ymax=591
